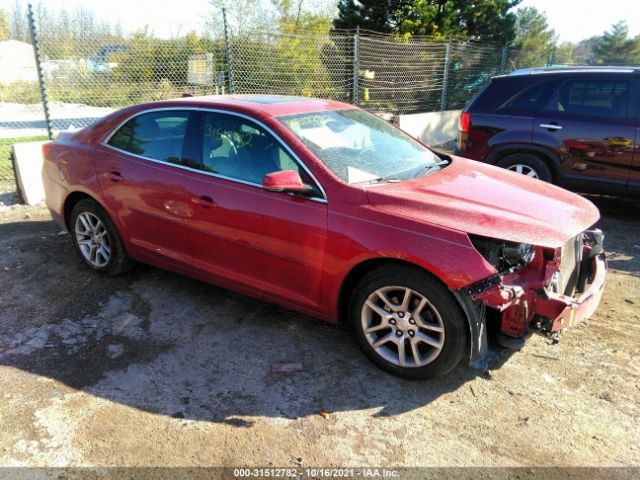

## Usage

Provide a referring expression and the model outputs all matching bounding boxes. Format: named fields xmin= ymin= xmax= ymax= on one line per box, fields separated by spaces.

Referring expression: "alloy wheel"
xmin=361 ymin=286 xmax=445 ymax=368
xmin=74 ymin=212 xmax=111 ymax=268
xmin=507 ymin=164 xmax=539 ymax=178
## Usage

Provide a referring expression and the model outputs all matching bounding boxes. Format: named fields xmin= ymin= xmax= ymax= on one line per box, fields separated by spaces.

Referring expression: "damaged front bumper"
xmin=459 ymin=228 xmax=606 ymax=364
xmin=534 ymin=252 xmax=606 ymax=332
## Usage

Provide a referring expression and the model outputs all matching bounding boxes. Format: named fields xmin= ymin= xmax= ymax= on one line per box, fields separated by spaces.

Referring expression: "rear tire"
xmin=70 ymin=198 xmax=134 ymax=276
xmin=497 ymin=153 xmax=553 ymax=183
xmin=349 ymin=265 xmax=468 ymax=379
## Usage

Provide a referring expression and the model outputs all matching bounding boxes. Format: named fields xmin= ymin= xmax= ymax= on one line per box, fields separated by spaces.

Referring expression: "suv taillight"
xmin=459 ymin=112 xmax=470 ymax=133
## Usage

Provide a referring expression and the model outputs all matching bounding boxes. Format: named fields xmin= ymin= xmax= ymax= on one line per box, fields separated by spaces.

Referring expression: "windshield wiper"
xmin=414 ymin=159 xmax=450 ymax=178
xmin=351 ymin=177 xmax=403 ymax=185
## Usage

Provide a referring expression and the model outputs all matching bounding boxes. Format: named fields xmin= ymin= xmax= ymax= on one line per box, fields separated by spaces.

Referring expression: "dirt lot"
xmin=0 ymin=191 xmax=638 ymax=470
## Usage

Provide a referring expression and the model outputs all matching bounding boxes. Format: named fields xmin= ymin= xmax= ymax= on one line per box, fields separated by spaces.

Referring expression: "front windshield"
xmin=277 ymin=109 xmax=442 ymax=184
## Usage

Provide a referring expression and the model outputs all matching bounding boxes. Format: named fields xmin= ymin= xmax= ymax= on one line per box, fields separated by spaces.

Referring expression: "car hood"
xmin=365 ymin=156 xmax=600 ymax=248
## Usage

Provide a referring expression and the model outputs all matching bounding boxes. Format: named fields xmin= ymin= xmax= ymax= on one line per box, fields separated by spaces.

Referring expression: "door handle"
xmin=191 ymin=195 xmax=216 ymax=208
xmin=539 ymin=123 xmax=562 ymax=131
xmin=109 ymin=171 xmax=124 ymax=182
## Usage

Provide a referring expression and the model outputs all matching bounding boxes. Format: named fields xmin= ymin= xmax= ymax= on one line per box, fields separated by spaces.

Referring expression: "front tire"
xmin=70 ymin=198 xmax=134 ymax=276
xmin=349 ymin=265 xmax=468 ymax=379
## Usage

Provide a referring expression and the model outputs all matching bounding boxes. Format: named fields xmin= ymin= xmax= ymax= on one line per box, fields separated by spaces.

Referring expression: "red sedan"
xmin=42 ymin=95 xmax=606 ymax=379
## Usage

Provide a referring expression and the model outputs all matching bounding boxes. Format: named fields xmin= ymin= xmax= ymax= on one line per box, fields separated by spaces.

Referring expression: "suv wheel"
xmin=70 ymin=198 xmax=135 ymax=276
xmin=497 ymin=153 xmax=552 ymax=182
xmin=349 ymin=265 xmax=468 ymax=379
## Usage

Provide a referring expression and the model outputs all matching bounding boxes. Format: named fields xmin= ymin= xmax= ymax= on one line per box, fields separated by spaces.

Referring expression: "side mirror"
xmin=262 ymin=170 xmax=314 ymax=196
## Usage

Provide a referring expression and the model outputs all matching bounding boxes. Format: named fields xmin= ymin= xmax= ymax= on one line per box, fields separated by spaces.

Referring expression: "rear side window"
xmin=544 ymin=79 xmax=630 ymax=118
xmin=501 ymin=80 xmax=560 ymax=113
xmin=466 ymin=76 xmax=534 ymax=113
xmin=108 ymin=111 xmax=191 ymax=163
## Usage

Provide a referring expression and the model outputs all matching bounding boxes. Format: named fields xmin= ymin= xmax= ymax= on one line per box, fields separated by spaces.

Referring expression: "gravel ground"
xmin=0 ymin=194 xmax=638 ymax=470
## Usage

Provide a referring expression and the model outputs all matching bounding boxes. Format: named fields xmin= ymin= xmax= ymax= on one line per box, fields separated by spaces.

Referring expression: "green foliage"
xmin=333 ymin=0 xmax=403 ymax=32
xmin=0 ymin=82 xmax=42 ymax=104
xmin=398 ymin=0 xmax=520 ymax=42
xmin=151 ymin=33 xmax=222 ymax=85
xmin=334 ymin=0 xmax=520 ymax=42
xmin=278 ymin=15 xmax=337 ymax=96
xmin=572 ymin=37 xmax=599 ymax=65
xmin=553 ymin=42 xmax=575 ymax=65
xmin=232 ymin=23 xmax=343 ymax=99
xmin=592 ymin=21 xmax=640 ymax=65
xmin=511 ymin=7 xmax=556 ymax=68
xmin=0 ymin=9 xmax=9 ymax=40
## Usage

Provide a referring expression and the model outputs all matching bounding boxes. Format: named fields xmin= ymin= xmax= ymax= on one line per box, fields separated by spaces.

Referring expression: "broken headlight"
xmin=469 ymin=234 xmax=535 ymax=274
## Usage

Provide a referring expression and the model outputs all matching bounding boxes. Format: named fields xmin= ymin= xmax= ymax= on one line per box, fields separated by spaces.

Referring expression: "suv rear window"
xmin=544 ymin=79 xmax=630 ymax=118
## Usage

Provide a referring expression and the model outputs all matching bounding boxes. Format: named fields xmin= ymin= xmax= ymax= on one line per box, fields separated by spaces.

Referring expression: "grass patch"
xmin=0 ymin=136 xmax=49 ymax=180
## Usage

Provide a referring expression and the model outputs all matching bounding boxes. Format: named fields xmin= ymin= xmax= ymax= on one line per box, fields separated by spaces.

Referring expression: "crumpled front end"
xmin=461 ymin=228 xmax=606 ymax=347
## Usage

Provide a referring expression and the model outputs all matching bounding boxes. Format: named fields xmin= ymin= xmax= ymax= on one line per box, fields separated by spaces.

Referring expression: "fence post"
xmin=352 ymin=26 xmax=359 ymax=105
xmin=27 ymin=3 xmax=52 ymax=140
xmin=222 ymin=7 xmax=235 ymax=94
xmin=440 ymin=36 xmax=452 ymax=112
xmin=500 ymin=41 xmax=508 ymax=74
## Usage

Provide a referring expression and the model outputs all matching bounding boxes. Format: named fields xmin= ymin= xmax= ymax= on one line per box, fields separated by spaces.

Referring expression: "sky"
xmin=519 ymin=0 xmax=640 ymax=42
xmin=2 ymin=0 xmax=640 ymax=42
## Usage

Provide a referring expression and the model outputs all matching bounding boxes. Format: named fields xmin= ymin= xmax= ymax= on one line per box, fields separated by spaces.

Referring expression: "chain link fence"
xmin=0 ymin=7 xmax=48 ymax=192
xmin=230 ymin=30 xmax=354 ymax=103
xmin=0 ymin=5 xmax=510 ymax=191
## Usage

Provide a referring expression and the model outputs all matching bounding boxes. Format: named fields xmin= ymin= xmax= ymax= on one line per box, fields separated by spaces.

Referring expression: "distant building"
xmin=0 ymin=40 xmax=37 ymax=84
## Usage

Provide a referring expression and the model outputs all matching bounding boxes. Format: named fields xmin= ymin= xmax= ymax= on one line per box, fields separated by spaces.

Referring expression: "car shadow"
xmin=0 ymin=219 xmax=516 ymax=426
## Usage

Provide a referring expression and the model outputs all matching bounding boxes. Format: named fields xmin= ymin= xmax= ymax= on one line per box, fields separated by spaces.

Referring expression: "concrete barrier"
xmin=12 ymin=141 xmax=47 ymax=205
xmin=395 ymin=109 xmax=461 ymax=147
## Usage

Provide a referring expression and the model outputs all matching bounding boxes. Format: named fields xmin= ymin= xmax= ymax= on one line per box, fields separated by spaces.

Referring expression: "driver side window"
xmin=199 ymin=112 xmax=319 ymax=193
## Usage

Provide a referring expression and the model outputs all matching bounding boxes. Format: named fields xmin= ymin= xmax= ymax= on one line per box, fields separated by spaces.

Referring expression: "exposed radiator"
xmin=559 ymin=234 xmax=582 ymax=296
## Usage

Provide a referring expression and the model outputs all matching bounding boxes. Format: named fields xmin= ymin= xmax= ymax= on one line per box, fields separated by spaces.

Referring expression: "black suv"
xmin=457 ymin=66 xmax=640 ymax=196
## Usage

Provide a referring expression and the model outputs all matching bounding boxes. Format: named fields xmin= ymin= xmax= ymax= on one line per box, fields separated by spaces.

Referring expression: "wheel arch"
xmin=485 ymin=144 xmax=563 ymax=184
xmin=338 ymin=257 xmax=454 ymax=326
xmin=63 ymin=190 xmax=121 ymax=236
xmin=337 ymin=257 xmax=484 ymax=367
xmin=63 ymin=191 xmax=94 ymax=230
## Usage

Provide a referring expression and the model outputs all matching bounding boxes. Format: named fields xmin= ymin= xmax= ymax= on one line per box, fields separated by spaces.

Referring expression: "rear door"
xmin=534 ymin=76 xmax=636 ymax=191
xmin=461 ymin=76 xmax=539 ymax=161
xmin=95 ymin=109 xmax=201 ymax=265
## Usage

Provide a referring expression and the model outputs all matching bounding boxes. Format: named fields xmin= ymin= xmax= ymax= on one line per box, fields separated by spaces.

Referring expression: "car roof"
xmin=506 ymin=66 xmax=640 ymax=76
xmin=152 ymin=94 xmax=353 ymax=117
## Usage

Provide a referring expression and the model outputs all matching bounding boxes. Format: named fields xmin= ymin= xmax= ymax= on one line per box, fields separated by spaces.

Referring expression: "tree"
xmin=511 ymin=7 xmax=556 ymax=68
xmin=553 ymin=41 xmax=575 ymax=65
xmin=333 ymin=0 xmax=520 ymax=42
xmin=210 ymin=0 xmax=275 ymax=36
xmin=572 ymin=37 xmax=599 ymax=65
xmin=9 ymin=0 xmax=28 ymax=42
xmin=592 ymin=21 xmax=640 ymax=65
xmin=398 ymin=0 xmax=521 ymax=42
xmin=333 ymin=0 xmax=403 ymax=32
xmin=0 ymin=9 xmax=9 ymax=40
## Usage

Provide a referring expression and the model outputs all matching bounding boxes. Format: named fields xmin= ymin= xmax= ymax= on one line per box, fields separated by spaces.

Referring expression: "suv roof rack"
xmin=508 ymin=65 xmax=640 ymax=76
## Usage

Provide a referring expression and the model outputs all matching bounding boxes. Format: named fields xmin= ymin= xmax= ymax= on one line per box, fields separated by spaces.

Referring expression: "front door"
xmin=183 ymin=111 xmax=329 ymax=309
xmin=534 ymin=77 xmax=636 ymax=191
